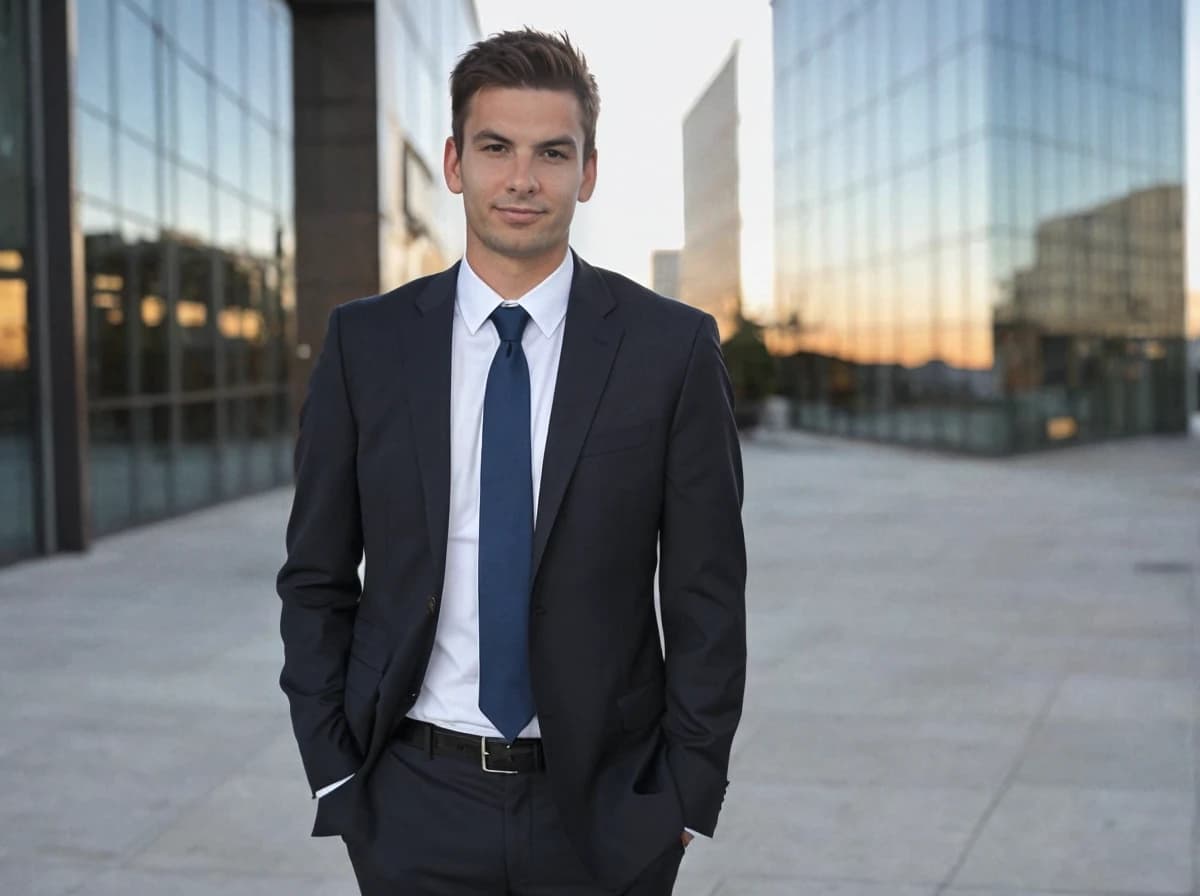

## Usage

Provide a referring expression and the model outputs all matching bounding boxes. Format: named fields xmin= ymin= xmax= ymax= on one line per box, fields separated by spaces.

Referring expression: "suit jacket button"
xmin=427 ymin=595 xmax=438 ymax=615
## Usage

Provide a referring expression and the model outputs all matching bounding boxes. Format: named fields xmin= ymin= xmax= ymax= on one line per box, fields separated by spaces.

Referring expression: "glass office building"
xmin=773 ymin=0 xmax=1187 ymax=453
xmin=3 ymin=0 xmax=478 ymax=568
xmin=76 ymin=0 xmax=295 ymax=535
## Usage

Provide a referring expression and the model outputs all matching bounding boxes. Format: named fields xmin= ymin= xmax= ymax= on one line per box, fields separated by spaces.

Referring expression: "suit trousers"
xmin=343 ymin=736 xmax=685 ymax=895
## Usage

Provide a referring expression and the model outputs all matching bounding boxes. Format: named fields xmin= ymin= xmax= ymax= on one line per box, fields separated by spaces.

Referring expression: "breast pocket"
xmin=579 ymin=421 xmax=653 ymax=459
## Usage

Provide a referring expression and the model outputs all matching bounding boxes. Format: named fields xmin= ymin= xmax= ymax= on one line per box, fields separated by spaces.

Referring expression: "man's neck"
xmin=465 ymin=244 xmax=569 ymax=301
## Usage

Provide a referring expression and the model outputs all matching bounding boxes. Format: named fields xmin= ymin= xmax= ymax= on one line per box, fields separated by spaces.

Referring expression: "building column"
xmin=29 ymin=0 xmax=89 ymax=552
xmin=287 ymin=0 xmax=380 ymax=419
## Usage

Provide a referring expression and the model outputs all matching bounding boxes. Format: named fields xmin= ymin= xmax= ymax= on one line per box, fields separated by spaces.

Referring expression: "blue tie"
xmin=478 ymin=305 xmax=536 ymax=742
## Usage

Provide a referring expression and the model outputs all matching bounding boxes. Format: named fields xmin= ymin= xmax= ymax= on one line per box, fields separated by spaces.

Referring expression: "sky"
xmin=476 ymin=0 xmax=1200 ymax=333
xmin=473 ymin=0 xmax=773 ymax=300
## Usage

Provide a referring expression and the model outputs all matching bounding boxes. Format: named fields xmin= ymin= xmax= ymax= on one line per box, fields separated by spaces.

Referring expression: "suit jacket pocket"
xmin=580 ymin=421 xmax=652 ymax=458
xmin=618 ymin=676 xmax=666 ymax=732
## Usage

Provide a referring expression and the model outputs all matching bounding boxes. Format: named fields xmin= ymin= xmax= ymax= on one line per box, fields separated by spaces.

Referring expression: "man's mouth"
xmin=494 ymin=206 xmax=545 ymax=224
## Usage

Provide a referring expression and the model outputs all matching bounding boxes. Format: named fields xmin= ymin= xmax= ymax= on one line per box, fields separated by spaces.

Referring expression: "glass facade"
xmin=375 ymin=0 xmax=477 ymax=289
xmin=0 ymin=0 xmax=37 ymax=562
xmin=75 ymin=0 xmax=294 ymax=533
xmin=773 ymin=0 xmax=1187 ymax=453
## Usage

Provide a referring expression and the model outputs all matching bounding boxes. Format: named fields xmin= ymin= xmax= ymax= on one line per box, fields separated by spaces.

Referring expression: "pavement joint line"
xmin=933 ymin=674 xmax=1065 ymax=895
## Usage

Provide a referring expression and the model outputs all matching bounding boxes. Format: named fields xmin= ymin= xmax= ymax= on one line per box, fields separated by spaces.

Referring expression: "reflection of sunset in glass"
xmin=176 ymin=300 xmax=208 ymax=328
xmin=140 ymin=295 xmax=166 ymax=327
xmin=0 ymin=279 xmax=28 ymax=371
xmin=769 ymin=0 xmax=1188 ymax=451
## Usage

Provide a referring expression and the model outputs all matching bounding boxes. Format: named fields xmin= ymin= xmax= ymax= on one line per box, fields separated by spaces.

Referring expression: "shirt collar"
xmin=455 ymin=250 xmax=574 ymax=339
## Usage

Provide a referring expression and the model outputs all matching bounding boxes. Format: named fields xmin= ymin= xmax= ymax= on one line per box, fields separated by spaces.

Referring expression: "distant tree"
xmin=721 ymin=313 xmax=777 ymax=425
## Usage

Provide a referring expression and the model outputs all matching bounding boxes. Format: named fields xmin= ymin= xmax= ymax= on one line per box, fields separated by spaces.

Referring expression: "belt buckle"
xmin=480 ymin=736 xmax=519 ymax=774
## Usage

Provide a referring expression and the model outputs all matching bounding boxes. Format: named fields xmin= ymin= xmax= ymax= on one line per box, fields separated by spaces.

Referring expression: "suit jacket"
xmin=277 ymin=252 xmax=747 ymax=890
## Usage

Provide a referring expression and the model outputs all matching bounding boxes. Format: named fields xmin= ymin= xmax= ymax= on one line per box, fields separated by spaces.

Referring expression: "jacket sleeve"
xmin=277 ymin=304 xmax=364 ymax=796
xmin=658 ymin=313 xmax=748 ymax=837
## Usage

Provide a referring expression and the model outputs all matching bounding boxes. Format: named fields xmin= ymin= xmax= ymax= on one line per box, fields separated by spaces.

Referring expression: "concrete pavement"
xmin=1 ymin=431 xmax=1197 ymax=895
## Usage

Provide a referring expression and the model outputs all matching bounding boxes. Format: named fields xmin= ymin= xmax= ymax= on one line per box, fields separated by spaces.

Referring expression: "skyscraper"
xmin=681 ymin=47 xmax=743 ymax=340
xmin=773 ymin=0 xmax=1186 ymax=453
xmin=651 ymin=249 xmax=681 ymax=300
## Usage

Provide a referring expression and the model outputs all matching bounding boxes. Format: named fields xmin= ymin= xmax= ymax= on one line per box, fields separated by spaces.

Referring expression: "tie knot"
xmin=490 ymin=305 xmax=530 ymax=344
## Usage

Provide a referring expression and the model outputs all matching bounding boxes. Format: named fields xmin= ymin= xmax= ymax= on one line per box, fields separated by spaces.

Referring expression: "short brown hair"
xmin=450 ymin=29 xmax=600 ymax=158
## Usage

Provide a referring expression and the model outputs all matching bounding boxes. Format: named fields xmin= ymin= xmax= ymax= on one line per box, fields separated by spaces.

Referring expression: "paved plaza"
xmin=1 ymin=430 xmax=1197 ymax=895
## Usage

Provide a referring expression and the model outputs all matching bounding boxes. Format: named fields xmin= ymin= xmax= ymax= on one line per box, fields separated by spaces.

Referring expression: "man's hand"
xmin=681 ymin=831 xmax=694 ymax=848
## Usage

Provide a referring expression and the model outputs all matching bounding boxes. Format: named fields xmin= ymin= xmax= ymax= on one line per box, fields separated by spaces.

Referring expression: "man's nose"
xmin=506 ymin=155 xmax=538 ymax=194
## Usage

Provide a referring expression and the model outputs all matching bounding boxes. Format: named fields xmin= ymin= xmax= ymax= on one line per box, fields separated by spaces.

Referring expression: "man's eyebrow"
xmin=472 ymin=130 xmax=512 ymax=145
xmin=470 ymin=130 xmax=578 ymax=151
xmin=535 ymin=135 xmax=578 ymax=151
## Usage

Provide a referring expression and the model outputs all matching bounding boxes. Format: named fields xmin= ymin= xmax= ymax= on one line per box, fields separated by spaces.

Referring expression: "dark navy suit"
xmin=277 ymin=253 xmax=747 ymax=892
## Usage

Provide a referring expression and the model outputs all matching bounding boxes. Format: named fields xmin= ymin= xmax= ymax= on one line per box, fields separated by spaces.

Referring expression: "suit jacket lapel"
xmin=398 ymin=263 xmax=458 ymax=585
xmin=532 ymin=253 xmax=623 ymax=583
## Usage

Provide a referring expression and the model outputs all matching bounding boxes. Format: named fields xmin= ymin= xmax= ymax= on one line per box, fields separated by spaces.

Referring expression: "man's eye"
xmin=482 ymin=144 xmax=505 ymax=153
xmin=544 ymin=149 xmax=566 ymax=160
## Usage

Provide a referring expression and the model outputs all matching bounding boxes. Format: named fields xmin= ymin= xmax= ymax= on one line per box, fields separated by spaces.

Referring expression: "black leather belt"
xmin=396 ymin=718 xmax=546 ymax=774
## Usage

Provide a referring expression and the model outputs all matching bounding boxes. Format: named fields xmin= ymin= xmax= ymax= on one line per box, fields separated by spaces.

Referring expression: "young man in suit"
xmin=277 ymin=28 xmax=747 ymax=895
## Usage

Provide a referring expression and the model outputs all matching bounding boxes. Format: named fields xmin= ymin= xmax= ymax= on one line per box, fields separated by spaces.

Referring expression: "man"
xmin=277 ymin=29 xmax=746 ymax=895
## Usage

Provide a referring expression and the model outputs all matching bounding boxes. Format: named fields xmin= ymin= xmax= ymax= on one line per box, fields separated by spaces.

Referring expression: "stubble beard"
xmin=471 ymin=202 xmax=573 ymax=263
xmin=479 ymin=226 xmax=563 ymax=261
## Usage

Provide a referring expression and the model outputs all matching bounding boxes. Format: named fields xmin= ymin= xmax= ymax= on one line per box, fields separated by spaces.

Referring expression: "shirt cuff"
xmin=315 ymin=773 xmax=355 ymax=799
xmin=684 ymin=827 xmax=708 ymax=840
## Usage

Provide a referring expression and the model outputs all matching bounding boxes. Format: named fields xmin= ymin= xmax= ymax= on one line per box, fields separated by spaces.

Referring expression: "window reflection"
xmin=246 ymin=0 xmax=273 ymax=119
xmin=176 ymin=164 xmax=213 ymax=241
xmin=85 ymin=232 xmax=129 ymax=399
xmin=90 ymin=408 xmax=134 ymax=534
xmin=130 ymin=241 xmax=166 ymax=395
xmin=213 ymin=0 xmax=244 ymax=94
xmin=76 ymin=0 xmax=112 ymax=114
xmin=175 ymin=58 xmax=210 ymax=172
xmin=119 ymin=133 xmax=159 ymax=222
xmin=134 ymin=404 xmax=171 ymax=517
xmin=215 ymin=92 xmax=243 ymax=190
xmin=78 ymin=107 xmax=115 ymax=203
xmin=177 ymin=400 xmax=216 ymax=510
xmin=220 ymin=398 xmax=246 ymax=496
xmin=247 ymin=117 xmax=274 ymax=205
xmin=179 ymin=245 xmax=215 ymax=391
xmin=116 ymin=2 xmax=156 ymax=142
xmin=73 ymin=0 xmax=294 ymax=536
xmin=247 ymin=393 xmax=277 ymax=489
xmin=771 ymin=0 xmax=1187 ymax=452
xmin=168 ymin=0 xmax=209 ymax=67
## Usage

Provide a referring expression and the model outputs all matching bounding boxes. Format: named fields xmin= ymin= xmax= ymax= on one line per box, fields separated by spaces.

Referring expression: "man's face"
xmin=444 ymin=87 xmax=597 ymax=266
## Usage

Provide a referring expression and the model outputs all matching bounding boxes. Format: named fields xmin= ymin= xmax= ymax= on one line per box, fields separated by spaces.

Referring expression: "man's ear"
xmin=577 ymin=149 xmax=598 ymax=203
xmin=444 ymin=136 xmax=464 ymax=195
